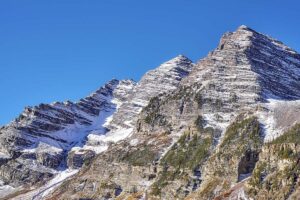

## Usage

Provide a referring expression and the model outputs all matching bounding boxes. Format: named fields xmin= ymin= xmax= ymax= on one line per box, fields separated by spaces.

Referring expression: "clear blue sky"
xmin=1 ymin=0 xmax=300 ymax=125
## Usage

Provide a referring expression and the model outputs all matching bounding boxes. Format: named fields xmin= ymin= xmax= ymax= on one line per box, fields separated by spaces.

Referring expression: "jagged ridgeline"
xmin=1 ymin=25 xmax=300 ymax=200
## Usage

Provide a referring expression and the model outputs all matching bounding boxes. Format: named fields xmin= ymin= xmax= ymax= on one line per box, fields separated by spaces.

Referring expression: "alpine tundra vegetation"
xmin=1 ymin=25 xmax=300 ymax=200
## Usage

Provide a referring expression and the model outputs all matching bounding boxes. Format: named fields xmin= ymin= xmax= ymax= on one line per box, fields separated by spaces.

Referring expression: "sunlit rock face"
xmin=0 ymin=79 xmax=136 ymax=188
xmin=0 ymin=54 xmax=194 ymax=198
xmin=182 ymin=25 xmax=300 ymax=133
xmin=2 ymin=25 xmax=300 ymax=200
xmin=107 ymin=55 xmax=194 ymax=130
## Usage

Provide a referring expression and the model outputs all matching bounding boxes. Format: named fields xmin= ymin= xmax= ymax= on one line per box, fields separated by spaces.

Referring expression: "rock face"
xmin=0 ymin=79 xmax=136 ymax=188
xmin=2 ymin=25 xmax=300 ymax=200
xmin=0 ymin=55 xmax=194 ymax=198
xmin=186 ymin=115 xmax=263 ymax=199
xmin=245 ymin=125 xmax=300 ymax=200
xmin=80 ymin=55 xmax=194 ymax=157
xmin=0 ymin=79 xmax=135 ymax=153
xmin=107 ymin=55 xmax=194 ymax=130
xmin=67 ymin=150 xmax=96 ymax=169
xmin=182 ymin=25 xmax=300 ymax=132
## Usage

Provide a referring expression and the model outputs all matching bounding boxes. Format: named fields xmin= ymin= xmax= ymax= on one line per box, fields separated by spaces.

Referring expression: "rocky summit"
xmin=1 ymin=26 xmax=300 ymax=200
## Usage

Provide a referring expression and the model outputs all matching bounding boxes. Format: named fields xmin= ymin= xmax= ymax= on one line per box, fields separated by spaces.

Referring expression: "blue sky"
xmin=1 ymin=0 xmax=300 ymax=125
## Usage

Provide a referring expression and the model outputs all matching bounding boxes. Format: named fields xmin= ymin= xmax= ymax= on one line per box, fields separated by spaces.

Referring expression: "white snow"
xmin=78 ymin=55 xmax=193 ymax=154
xmin=21 ymin=142 xmax=63 ymax=156
xmin=124 ymin=120 xmax=133 ymax=127
xmin=1 ymin=56 xmax=195 ymax=198
xmin=39 ymin=169 xmax=78 ymax=198
xmin=82 ymin=128 xmax=134 ymax=153
xmin=203 ymin=113 xmax=231 ymax=131
xmin=0 ymin=152 xmax=10 ymax=159
xmin=13 ymin=169 xmax=79 ymax=200
xmin=1 ymin=81 xmax=138 ymax=200
xmin=257 ymin=99 xmax=300 ymax=142
xmin=234 ymin=186 xmax=249 ymax=200
xmin=203 ymin=112 xmax=232 ymax=144
xmin=270 ymin=39 xmax=297 ymax=54
xmin=73 ymin=144 xmax=108 ymax=154
xmin=0 ymin=180 xmax=18 ymax=199
xmin=111 ymin=98 xmax=123 ymax=110
xmin=130 ymin=138 xmax=139 ymax=146
xmin=256 ymin=100 xmax=279 ymax=142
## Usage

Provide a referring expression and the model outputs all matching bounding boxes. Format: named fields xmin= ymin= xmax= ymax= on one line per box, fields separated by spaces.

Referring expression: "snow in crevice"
xmin=0 ymin=152 xmax=10 ymax=159
xmin=80 ymin=127 xmax=134 ymax=154
xmin=2 ymin=55 xmax=194 ymax=198
xmin=37 ymin=55 xmax=195 ymax=199
xmin=12 ymin=169 xmax=79 ymax=200
xmin=202 ymin=111 xmax=234 ymax=147
xmin=256 ymin=99 xmax=300 ymax=142
xmin=71 ymin=99 xmax=131 ymax=154
xmin=0 ymin=80 xmax=137 ymax=200
xmin=0 ymin=180 xmax=18 ymax=199
xmin=129 ymin=138 xmax=139 ymax=146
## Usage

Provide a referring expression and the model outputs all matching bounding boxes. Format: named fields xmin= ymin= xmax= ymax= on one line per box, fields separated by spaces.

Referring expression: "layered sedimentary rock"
xmin=2 ymin=25 xmax=300 ymax=200
xmin=46 ymin=26 xmax=300 ymax=200
xmin=0 ymin=55 xmax=194 ymax=199
xmin=0 ymin=79 xmax=136 ymax=190
xmin=107 ymin=55 xmax=194 ymax=130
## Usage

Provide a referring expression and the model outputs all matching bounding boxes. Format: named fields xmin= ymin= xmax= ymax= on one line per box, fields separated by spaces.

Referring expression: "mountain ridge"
xmin=1 ymin=25 xmax=300 ymax=200
xmin=0 ymin=54 xmax=194 ymax=199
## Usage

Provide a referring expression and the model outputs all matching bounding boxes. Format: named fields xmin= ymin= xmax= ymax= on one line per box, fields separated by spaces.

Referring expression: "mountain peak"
xmin=2 ymin=26 xmax=300 ymax=200
xmin=174 ymin=54 xmax=191 ymax=61
xmin=238 ymin=24 xmax=248 ymax=29
xmin=173 ymin=54 xmax=190 ymax=61
xmin=217 ymin=26 xmax=253 ymax=51
xmin=220 ymin=25 xmax=298 ymax=55
xmin=155 ymin=55 xmax=193 ymax=73
xmin=199 ymin=25 xmax=300 ymax=101
xmin=236 ymin=24 xmax=256 ymax=32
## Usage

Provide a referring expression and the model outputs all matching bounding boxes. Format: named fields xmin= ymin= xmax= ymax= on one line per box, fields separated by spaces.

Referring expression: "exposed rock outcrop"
xmin=0 ymin=79 xmax=136 ymax=189
xmin=46 ymin=26 xmax=300 ymax=200
xmin=1 ymin=25 xmax=300 ymax=200
xmin=0 ymin=55 xmax=194 ymax=199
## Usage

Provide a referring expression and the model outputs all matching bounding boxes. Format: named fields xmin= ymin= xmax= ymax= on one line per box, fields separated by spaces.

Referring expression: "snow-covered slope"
xmin=0 ymin=79 xmax=136 ymax=194
xmin=257 ymin=99 xmax=300 ymax=142
xmin=44 ymin=26 xmax=300 ymax=200
xmin=0 ymin=79 xmax=135 ymax=153
xmin=182 ymin=25 xmax=300 ymax=136
xmin=108 ymin=55 xmax=194 ymax=130
xmin=82 ymin=55 xmax=194 ymax=152
xmin=2 ymin=25 xmax=300 ymax=200
xmin=0 ymin=55 xmax=194 ymax=199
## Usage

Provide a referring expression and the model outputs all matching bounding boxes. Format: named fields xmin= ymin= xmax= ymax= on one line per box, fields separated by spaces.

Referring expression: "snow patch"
xmin=13 ymin=169 xmax=79 ymax=200
xmin=130 ymin=138 xmax=139 ymax=146
xmin=257 ymin=99 xmax=300 ymax=142
xmin=0 ymin=152 xmax=10 ymax=159
xmin=0 ymin=180 xmax=18 ymax=199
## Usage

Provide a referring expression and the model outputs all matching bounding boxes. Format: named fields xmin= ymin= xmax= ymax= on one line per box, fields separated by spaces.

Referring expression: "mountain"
xmin=1 ymin=26 xmax=300 ymax=200
xmin=0 ymin=79 xmax=135 ymax=190
xmin=0 ymin=55 xmax=193 ymax=199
